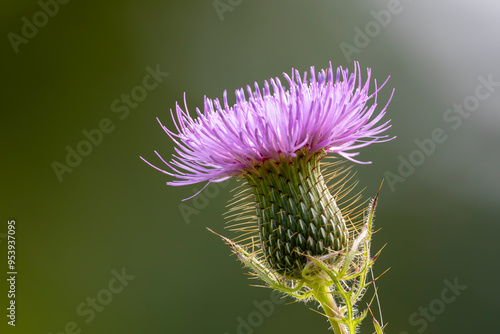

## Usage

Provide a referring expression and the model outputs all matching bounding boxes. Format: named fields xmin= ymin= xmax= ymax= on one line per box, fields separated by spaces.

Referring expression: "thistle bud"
xmin=244 ymin=151 xmax=348 ymax=278
xmin=142 ymin=61 xmax=394 ymax=334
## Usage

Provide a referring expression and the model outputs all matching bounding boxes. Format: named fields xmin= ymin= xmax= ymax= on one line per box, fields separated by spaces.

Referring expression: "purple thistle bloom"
xmin=141 ymin=62 xmax=394 ymax=188
xmin=143 ymin=61 xmax=395 ymax=331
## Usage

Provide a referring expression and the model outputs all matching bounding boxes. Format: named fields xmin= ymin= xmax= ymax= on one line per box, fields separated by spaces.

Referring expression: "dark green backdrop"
xmin=1 ymin=1 xmax=499 ymax=333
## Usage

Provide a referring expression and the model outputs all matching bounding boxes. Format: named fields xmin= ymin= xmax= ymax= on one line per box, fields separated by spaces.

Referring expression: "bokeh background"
xmin=1 ymin=0 xmax=499 ymax=333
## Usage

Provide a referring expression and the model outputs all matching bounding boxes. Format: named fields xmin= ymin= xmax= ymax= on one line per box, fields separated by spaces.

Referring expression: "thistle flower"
xmin=144 ymin=62 xmax=391 ymax=185
xmin=142 ymin=61 xmax=393 ymax=334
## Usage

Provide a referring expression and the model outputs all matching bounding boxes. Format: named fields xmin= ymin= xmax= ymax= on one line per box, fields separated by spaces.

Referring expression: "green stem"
xmin=313 ymin=284 xmax=348 ymax=334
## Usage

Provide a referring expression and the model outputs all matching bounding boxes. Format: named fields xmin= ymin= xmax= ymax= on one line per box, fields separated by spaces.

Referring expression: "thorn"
xmin=375 ymin=267 xmax=391 ymax=281
xmin=308 ymin=306 xmax=334 ymax=319
xmin=249 ymin=284 xmax=270 ymax=289
xmin=369 ymin=179 xmax=383 ymax=213
xmin=206 ymin=227 xmax=234 ymax=246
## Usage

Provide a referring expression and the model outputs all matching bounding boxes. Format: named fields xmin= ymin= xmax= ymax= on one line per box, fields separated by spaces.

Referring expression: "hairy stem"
xmin=313 ymin=284 xmax=349 ymax=334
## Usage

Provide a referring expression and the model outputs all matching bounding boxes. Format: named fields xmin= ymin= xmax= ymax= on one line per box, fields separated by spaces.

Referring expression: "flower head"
xmin=141 ymin=62 xmax=393 ymax=187
xmin=143 ymin=62 xmax=394 ymax=333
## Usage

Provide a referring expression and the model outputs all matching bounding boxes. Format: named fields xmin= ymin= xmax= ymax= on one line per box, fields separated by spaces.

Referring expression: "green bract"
xmin=212 ymin=177 xmax=385 ymax=333
xmin=215 ymin=157 xmax=386 ymax=334
xmin=143 ymin=62 xmax=393 ymax=334
xmin=243 ymin=150 xmax=349 ymax=278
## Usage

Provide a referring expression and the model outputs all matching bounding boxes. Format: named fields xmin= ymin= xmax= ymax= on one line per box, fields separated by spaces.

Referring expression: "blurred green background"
xmin=1 ymin=0 xmax=499 ymax=333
